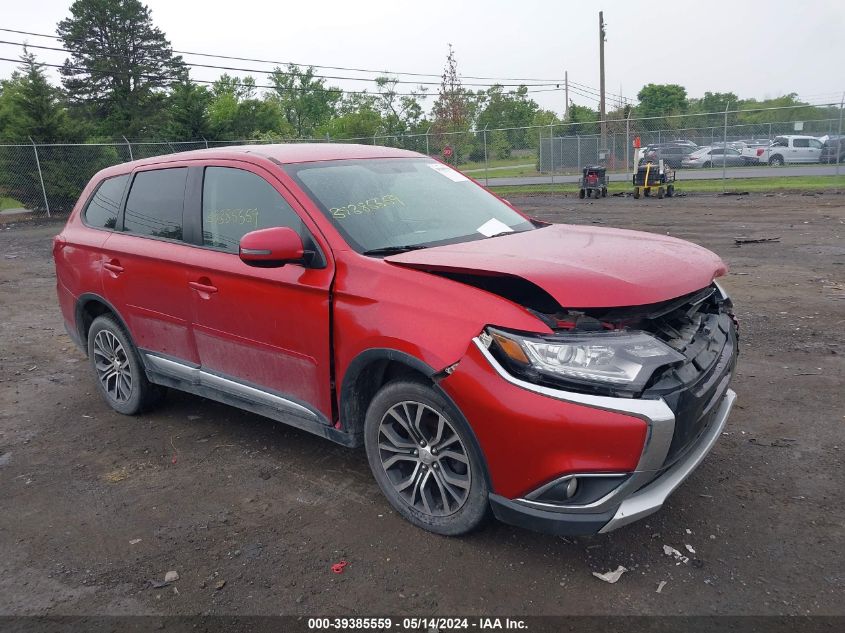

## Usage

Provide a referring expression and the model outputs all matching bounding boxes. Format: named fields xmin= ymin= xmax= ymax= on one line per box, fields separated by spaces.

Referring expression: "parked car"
xmin=681 ymin=146 xmax=746 ymax=168
xmin=53 ymin=144 xmax=738 ymax=537
xmin=758 ymin=135 xmax=824 ymax=165
xmin=638 ymin=143 xmax=699 ymax=168
xmin=819 ymin=135 xmax=845 ymax=164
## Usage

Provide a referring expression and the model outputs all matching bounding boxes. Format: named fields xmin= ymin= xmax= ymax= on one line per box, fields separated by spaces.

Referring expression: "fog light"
xmin=565 ymin=477 xmax=579 ymax=499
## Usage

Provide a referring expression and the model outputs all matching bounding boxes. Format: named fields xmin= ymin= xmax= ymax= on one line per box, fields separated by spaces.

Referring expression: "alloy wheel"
xmin=377 ymin=401 xmax=471 ymax=517
xmin=92 ymin=329 xmax=133 ymax=403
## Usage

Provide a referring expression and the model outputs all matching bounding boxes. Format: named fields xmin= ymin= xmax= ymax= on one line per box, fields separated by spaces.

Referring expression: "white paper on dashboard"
xmin=476 ymin=218 xmax=513 ymax=237
xmin=428 ymin=163 xmax=469 ymax=182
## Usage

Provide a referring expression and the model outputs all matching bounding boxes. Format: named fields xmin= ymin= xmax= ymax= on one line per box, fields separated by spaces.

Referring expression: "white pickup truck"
xmin=758 ymin=135 xmax=824 ymax=165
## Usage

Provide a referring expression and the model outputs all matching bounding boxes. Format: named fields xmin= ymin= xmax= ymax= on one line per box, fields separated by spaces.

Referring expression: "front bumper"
xmin=440 ymin=327 xmax=737 ymax=536
xmin=487 ymin=388 xmax=735 ymax=535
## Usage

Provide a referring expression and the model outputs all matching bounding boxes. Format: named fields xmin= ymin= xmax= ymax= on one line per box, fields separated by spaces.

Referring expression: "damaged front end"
xmin=481 ymin=282 xmax=738 ymax=474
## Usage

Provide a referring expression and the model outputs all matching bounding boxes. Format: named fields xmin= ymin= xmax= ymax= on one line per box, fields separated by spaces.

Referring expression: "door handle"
xmin=103 ymin=260 xmax=124 ymax=276
xmin=189 ymin=280 xmax=218 ymax=295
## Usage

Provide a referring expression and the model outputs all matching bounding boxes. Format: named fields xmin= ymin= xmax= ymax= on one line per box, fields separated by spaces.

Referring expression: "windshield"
xmin=285 ymin=158 xmax=535 ymax=253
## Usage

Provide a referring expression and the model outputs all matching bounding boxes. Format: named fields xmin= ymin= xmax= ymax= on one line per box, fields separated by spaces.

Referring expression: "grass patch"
xmin=488 ymin=175 xmax=845 ymax=196
xmin=0 ymin=196 xmax=25 ymax=211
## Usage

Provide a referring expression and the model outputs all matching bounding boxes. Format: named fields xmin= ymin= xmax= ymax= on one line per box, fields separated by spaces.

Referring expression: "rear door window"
xmin=201 ymin=167 xmax=304 ymax=253
xmin=793 ymin=138 xmax=810 ymax=148
xmin=83 ymin=174 xmax=129 ymax=230
xmin=123 ymin=168 xmax=188 ymax=240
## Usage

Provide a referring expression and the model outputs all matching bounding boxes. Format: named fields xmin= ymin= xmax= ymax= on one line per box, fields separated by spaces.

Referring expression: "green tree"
xmin=207 ymin=74 xmax=290 ymax=140
xmin=475 ymin=85 xmax=539 ymax=156
xmin=0 ymin=49 xmax=70 ymax=141
xmin=164 ymin=72 xmax=212 ymax=140
xmin=319 ymin=93 xmax=383 ymax=140
xmin=268 ymin=65 xmax=341 ymax=138
xmin=374 ymin=76 xmax=427 ymax=136
xmin=636 ymin=83 xmax=688 ymax=118
xmin=57 ymin=0 xmax=184 ymax=137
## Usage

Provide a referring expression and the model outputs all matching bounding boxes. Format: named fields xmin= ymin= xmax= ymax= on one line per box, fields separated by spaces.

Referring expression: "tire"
xmin=634 ymin=188 xmax=640 ymax=199
xmin=579 ymin=188 xmax=585 ymax=199
xmin=601 ymin=187 xmax=608 ymax=197
xmin=769 ymin=155 xmax=784 ymax=166
xmin=667 ymin=184 xmax=675 ymax=198
xmin=87 ymin=315 xmax=165 ymax=415
xmin=657 ymin=187 xmax=665 ymax=199
xmin=702 ymin=161 xmax=712 ymax=169
xmin=364 ymin=380 xmax=490 ymax=536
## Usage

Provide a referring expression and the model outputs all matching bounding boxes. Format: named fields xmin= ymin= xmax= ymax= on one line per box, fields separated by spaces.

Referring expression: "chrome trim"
xmin=473 ymin=336 xmax=675 ymax=513
xmin=517 ymin=473 xmax=632 ymax=512
xmin=599 ymin=388 xmax=736 ymax=533
xmin=143 ymin=353 xmax=317 ymax=420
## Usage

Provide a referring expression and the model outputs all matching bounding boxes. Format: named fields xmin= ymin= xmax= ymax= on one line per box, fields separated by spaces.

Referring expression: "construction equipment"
xmin=578 ymin=165 xmax=608 ymax=199
xmin=633 ymin=160 xmax=676 ymax=199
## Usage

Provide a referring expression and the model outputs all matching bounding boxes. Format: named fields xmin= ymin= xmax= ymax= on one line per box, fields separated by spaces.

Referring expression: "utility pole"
xmin=564 ymin=70 xmax=569 ymax=120
xmin=599 ymin=11 xmax=607 ymax=161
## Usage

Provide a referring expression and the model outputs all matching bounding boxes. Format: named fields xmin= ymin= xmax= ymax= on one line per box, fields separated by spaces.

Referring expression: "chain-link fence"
xmin=1 ymin=103 xmax=843 ymax=217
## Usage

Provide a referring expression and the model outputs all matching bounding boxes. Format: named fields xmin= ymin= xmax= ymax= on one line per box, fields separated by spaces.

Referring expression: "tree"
xmin=636 ymin=83 xmax=688 ymax=118
xmin=268 ymin=65 xmax=341 ymax=138
xmin=0 ymin=49 xmax=69 ymax=141
xmin=374 ymin=76 xmax=427 ymax=136
xmin=207 ymin=74 xmax=290 ymax=140
xmin=319 ymin=93 xmax=383 ymax=140
xmin=475 ymin=85 xmax=539 ymax=156
xmin=57 ymin=0 xmax=184 ymax=137
xmin=164 ymin=72 xmax=212 ymax=140
xmin=431 ymin=45 xmax=479 ymax=161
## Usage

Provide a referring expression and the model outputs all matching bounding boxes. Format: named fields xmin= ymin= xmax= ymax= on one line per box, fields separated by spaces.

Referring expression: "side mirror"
xmin=239 ymin=227 xmax=304 ymax=267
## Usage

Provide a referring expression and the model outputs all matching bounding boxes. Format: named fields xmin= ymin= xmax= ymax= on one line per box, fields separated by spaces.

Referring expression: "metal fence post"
xmin=577 ymin=135 xmax=581 ymax=171
xmin=837 ymin=92 xmax=844 ymax=177
xmin=549 ymin=123 xmax=555 ymax=185
xmin=625 ymin=113 xmax=630 ymax=173
xmin=425 ymin=125 xmax=432 ymax=156
xmin=122 ymin=135 xmax=133 ymax=161
xmin=722 ymin=102 xmax=730 ymax=191
xmin=483 ymin=125 xmax=489 ymax=186
xmin=202 ymin=135 xmax=209 ymax=149
xmin=29 ymin=137 xmax=50 ymax=218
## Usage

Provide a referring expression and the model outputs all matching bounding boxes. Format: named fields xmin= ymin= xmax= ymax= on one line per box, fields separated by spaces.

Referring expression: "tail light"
xmin=756 ymin=148 xmax=764 ymax=156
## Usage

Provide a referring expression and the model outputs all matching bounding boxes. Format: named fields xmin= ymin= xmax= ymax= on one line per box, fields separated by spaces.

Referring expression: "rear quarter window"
xmin=123 ymin=168 xmax=188 ymax=240
xmin=82 ymin=174 xmax=129 ymax=230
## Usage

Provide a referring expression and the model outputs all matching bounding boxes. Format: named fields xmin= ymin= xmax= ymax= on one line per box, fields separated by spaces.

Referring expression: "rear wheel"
xmin=769 ymin=155 xmax=784 ymax=166
xmin=633 ymin=187 xmax=640 ymax=199
xmin=579 ymin=188 xmax=585 ymax=199
xmin=667 ymin=184 xmax=675 ymax=197
xmin=87 ymin=315 xmax=164 ymax=415
xmin=702 ymin=161 xmax=712 ymax=169
xmin=364 ymin=380 xmax=489 ymax=536
xmin=601 ymin=187 xmax=608 ymax=197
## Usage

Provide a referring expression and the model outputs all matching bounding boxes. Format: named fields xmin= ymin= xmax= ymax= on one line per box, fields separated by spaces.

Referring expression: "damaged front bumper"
xmin=440 ymin=332 xmax=737 ymax=536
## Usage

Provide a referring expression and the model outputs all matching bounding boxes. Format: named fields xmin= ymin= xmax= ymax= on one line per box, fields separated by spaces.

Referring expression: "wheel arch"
xmin=74 ymin=293 xmax=132 ymax=356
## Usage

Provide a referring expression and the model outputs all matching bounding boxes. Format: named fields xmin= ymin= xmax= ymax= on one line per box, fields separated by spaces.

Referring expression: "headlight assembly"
xmin=487 ymin=327 xmax=685 ymax=393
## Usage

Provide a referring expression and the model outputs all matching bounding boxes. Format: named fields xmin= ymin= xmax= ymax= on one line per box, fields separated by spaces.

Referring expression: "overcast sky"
xmin=2 ymin=0 xmax=844 ymax=114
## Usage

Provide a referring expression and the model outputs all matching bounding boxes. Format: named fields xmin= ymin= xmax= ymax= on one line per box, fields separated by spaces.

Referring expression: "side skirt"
xmin=141 ymin=351 xmax=361 ymax=448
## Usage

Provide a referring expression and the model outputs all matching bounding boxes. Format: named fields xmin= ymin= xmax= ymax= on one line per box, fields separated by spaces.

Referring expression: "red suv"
xmin=53 ymin=144 xmax=737 ymax=536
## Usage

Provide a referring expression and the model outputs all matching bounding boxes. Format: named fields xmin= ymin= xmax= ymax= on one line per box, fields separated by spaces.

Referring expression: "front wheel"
xmin=364 ymin=380 xmax=490 ymax=536
xmin=702 ymin=161 xmax=712 ymax=169
xmin=579 ymin=188 xmax=586 ymax=199
xmin=769 ymin=155 xmax=784 ymax=166
xmin=87 ymin=315 xmax=165 ymax=415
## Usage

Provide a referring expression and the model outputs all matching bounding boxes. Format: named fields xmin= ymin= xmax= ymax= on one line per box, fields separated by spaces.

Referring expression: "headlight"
xmin=487 ymin=327 xmax=685 ymax=393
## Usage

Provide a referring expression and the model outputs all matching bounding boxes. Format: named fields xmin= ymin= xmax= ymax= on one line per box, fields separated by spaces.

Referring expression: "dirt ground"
xmin=0 ymin=192 xmax=843 ymax=617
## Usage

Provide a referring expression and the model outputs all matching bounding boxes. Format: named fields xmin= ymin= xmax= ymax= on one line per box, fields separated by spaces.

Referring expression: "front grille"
xmin=642 ymin=289 xmax=738 ymax=467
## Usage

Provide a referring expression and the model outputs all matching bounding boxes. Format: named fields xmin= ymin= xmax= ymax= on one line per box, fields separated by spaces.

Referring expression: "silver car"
xmin=681 ymin=146 xmax=746 ymax=168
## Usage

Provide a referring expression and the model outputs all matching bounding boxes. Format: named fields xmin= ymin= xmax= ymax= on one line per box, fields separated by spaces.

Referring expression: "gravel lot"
xmin=0 ymin=191 xmax=843 ymax=616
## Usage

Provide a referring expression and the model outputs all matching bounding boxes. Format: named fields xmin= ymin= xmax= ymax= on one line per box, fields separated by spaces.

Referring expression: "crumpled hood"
xmin=385 ymin=224 xmax=727 ymax=308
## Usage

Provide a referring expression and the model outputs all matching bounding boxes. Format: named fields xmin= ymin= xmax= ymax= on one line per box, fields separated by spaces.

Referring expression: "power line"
xmin=0 ymin=55 xmax=567 ymax=98
xmin=0 ymin=27 xmax=612 ymax=93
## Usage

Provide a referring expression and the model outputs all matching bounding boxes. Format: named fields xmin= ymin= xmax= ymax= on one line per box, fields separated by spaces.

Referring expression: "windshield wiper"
xmin=362 ymin=244 xmax=429 ymax=256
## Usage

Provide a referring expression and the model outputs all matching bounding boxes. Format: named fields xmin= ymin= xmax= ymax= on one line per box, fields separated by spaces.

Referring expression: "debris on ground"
xmin=656 ymin=580 xmax=667 ymax=593
xmin=331 ymin=560 xmax=349 ymax=574
xmin=591 ymin=565 xmax=627 ymax=584
xmin=129 ymin=538 xmax=142 ymax=545
xmin=685 ymin=544 xmax=696 ymax=554
xmin=164 ymin=571 xmax=179 ymax=583
xmin=214 ymin=579 xmax=226 ymax=590
xmin=734 ymin=236 xmax=781 ymax=245
xmin=663 ymin=545 xmax=690 ymax=565
xmin=722 ymin=191 xmax=750 ymax=196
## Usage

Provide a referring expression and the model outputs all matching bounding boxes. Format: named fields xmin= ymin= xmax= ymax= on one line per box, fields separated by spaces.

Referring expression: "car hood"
xmin=385 ymin=224 xmax=727 ymax=308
